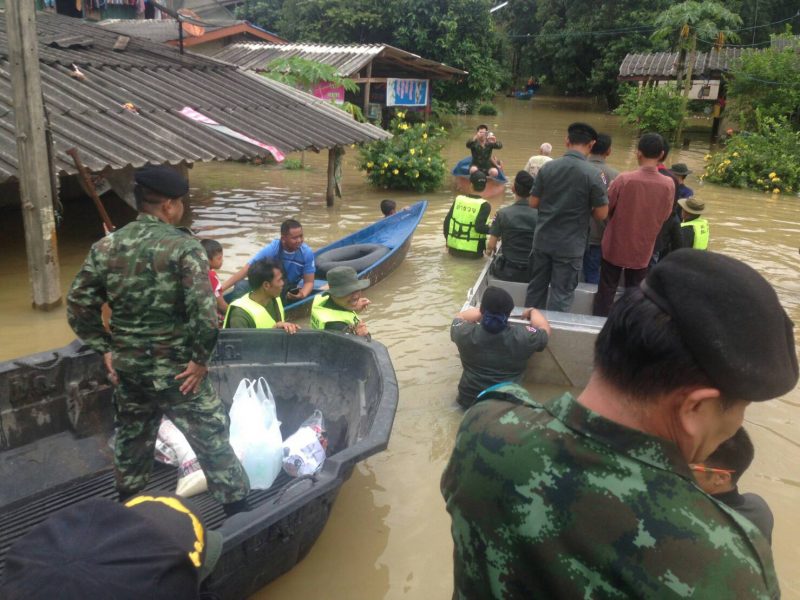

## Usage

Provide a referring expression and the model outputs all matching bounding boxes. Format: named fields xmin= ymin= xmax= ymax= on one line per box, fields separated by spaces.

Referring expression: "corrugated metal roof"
xmin=96 ymin=18 xmax=286 ymax=46
xmin=212 ymin=42 xmax=467 ymax=79
xmin=619 ymin=48 xmax=749 ymax=80
xmin=0 ymin=11 xmax=390 ymax=182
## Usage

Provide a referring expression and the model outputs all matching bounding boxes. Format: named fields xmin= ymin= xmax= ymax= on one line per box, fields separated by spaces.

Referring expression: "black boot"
xmin=118 ymin=490 xmax=139 ymax=503
xmin=222 ymin=498 xmax=252 ymax=517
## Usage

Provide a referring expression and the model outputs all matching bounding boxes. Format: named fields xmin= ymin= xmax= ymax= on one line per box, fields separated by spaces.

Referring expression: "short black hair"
xmin=247 ymin=259 xmax=281 ymax=290
xmin=200 ymin=239 xmax=222 ymax=260
xmin=513 ymin=170 xmax=534 ymax=197
xmin=280 ymin=219 xmax=302 ymax=236
xmin=594 ymin=287 xmax=720 ymax=402
xmin=638 ymin=133 xmax=666 ymax=159
xmin=480 ymin=286 xmax=514 ymax=316
xmin=591 ymin=133 xmax=612 ymax=155
xmin=380 ymin=199 xmax=396 ymax=216
xmin=705 ymin=427 xmax=755 ymax=484
xmin=477 ymin=124 xmax=488 ymax=131
xmin=567 ymin=122 xmax=598 ymax=145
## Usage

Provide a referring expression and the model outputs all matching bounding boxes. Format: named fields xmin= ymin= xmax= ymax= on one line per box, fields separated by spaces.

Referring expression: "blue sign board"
xmin=386 ymin=78 xmax=430 ymax=107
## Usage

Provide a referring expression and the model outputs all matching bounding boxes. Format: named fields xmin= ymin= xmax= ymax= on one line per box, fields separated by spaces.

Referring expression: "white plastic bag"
xmin=229 ymin=377 xmax=283 ymax=490
xmin=156 ymin=417 xmax=208 ymax=498
xmin=282 ymin=410 xmax=328 ymax=477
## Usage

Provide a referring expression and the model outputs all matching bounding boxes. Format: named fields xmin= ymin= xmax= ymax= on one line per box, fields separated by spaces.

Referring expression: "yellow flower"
xmin=415 ymin=173 xmax=420 ymax=178
xmin=772 ymin=177 xmax=781 ymax=183
xmin=398 ymin=123 xmax=409 ymax=131
xmin=383 ymin=162 xmax=388 ymax=168
xmin=427 ymin=158 xmax=431 ymax=163
xmin=409 ymin=148 xmax=416 ymax=155
xmin=756 ymin=179 xmax=763 ymax=184
xmin=769 ymin=172 xmax=777 ymax=179
xmin=732 ymin=152 xmax=739 ymax=157
xmin=704 ymin=154 xmax=711 ymax=161
xmin=396 ymin=111 xmax=405 ymax=119
xmin=723 ymin=159 xmax=731 ymax=165
xmin=422 ymin=133 xmax=428 ymax=140
xmin=366 ymin=161 xmax=374 ymax=169
xmin=388 ymin=157 xmax=393 ymax=163
xmin=773 ymin=188 xmax=781 ymax=194
xmin=393 ymin=169 xmax=399 ymax=175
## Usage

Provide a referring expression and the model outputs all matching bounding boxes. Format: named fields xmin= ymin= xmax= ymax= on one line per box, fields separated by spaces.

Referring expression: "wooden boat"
xmin=0 ymin=330 xmax=399 ymax=599
xmin=461 ymin=258 xmax=606 ymax=388
xmin=225 ymin=200 xmax=427 ymax=318
xmin=515 ymin=89 xmax=536 ymax=100
xmin=451 ymin=157 xmax=508 ymax=199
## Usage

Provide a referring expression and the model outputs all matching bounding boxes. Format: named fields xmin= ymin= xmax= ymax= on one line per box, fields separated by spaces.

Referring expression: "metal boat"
xmin=451 ymin=157 xmax=508 ymax=199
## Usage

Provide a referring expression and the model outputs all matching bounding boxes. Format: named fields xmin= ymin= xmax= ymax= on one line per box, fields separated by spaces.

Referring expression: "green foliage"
xmin=703 ymin=113 xmax=800 ymax=194
xmin=651 ymin=1 xmax=742 ymax=46
xmin=477 ymin=102 xmax=498 ymax=116
xmin=340 ymin=102 xmax=366 ymax=123
xmin=282 ymin=157 xmax=307 ymax=170
xmin=727 ymin=34 xmax=800 ymax=130
xmin=263 ymin=57 xmax=358 ymax=93
xmin=614 ymin=84 xmax=685 ymax=136
xmin=358 ymin=112 xmax=447 ymax=192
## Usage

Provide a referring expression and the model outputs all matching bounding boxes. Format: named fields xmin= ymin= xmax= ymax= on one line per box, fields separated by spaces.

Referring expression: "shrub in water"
xmin=614 ymin=84 xmax=684 ymax=137
xmin=477 ymin=102 xmax=498 ymax=116
xmin=358 ymin=112 xmax=447 ymax=193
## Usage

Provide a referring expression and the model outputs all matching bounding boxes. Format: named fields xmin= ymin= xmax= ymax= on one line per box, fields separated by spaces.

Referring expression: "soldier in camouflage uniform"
xmin=67 ymin=166 xmax=250 ymax=514
xmin=442 ymin=249 xmax=798 ymax=598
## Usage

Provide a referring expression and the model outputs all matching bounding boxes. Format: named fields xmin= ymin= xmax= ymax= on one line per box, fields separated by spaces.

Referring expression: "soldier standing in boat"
xmin=67 ymin=165 xmax=251 ymax=516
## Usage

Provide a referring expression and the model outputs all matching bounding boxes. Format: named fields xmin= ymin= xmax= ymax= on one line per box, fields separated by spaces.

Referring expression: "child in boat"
xmin=201 ymin=238 xmax=227 ymax=317
xmin=380 ymin=199 xmax=397 ymax=217
xmin=691 ymin=427 xmax=774 ymax=544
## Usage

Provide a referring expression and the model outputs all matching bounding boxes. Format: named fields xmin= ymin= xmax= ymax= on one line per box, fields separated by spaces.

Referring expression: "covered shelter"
xmin=211 ymin=42 xmax=467 ymax=123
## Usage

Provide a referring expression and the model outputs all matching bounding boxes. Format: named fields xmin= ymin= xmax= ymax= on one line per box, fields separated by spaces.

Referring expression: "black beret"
xmin=134 ymin=165 xmax=189 ymax=198
xmin=642 ymin=249 xmax=798 ymax=401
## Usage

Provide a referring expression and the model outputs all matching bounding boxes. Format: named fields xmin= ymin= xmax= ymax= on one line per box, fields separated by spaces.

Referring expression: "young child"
xmin=691 ymin=427 xmax=774 ymax=544
xmin=200 ymin=239 xmax=227 ymax=317
xmin=380 ymin=199 xmax=397 ymax=217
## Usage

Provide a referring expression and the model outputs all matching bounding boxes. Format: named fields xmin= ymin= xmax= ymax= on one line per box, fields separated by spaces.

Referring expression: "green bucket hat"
xmin=327 ymin=266 xmax=370 ymax=297
xmin=670 ymin=163 xmax=692 ymax=177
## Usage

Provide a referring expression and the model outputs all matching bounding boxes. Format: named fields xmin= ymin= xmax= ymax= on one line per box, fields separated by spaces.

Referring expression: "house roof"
xmin=618 ymin=48 xmax=749 ymax=80
xmin=0 ymin=11 xmax=389 ymax=182
xmin=97 ymin=18 xmax=287 ymax=46
xmin=212 ymin=42 xmax=467 ymax=79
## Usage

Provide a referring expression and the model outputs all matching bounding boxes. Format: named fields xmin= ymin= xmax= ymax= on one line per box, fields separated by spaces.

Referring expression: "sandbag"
xmin=229 ymin=377 xmax=283 ymax=490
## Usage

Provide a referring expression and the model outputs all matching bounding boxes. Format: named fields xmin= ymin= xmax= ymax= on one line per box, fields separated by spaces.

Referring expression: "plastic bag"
xmin=282 ymin=410 xmax=328 ymax=477
xmin=156 ymin=418 xmax=208 ymax=497
xmin=154 ymin=417 xmax=179 ymax=467
xmin=229 ymin=377 xmax=283 ymax=490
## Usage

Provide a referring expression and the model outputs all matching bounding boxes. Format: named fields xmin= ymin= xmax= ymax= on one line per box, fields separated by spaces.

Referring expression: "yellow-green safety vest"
xmin=447 ymin=195 xmax=487 ymax=253
xmin=223 ymin=294 xmax=284 ymax=328
xmin=310 ymin=293 xmax=359 ymax=331
xmin=681 ymin=217 xmax=710 ymax=250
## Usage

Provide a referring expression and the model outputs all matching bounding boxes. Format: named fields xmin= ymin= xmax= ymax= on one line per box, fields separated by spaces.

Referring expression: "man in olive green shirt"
xmin=486 ymin=171 xmax=538 ymax=282
xmin=224 ymin=259 xmax=299 ymax=333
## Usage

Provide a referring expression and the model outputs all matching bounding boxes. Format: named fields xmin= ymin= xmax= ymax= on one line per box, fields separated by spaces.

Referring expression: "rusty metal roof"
xmin=618 ymin=48 xmax=749 ymax=80
xmin=212 ymin=42 xmax=467 ymax=79
xmin=0 ymin=11 xmax=389 ymax=182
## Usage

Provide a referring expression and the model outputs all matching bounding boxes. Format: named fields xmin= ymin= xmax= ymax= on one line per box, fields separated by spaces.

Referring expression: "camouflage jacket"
xmin=441 ymin=383 xmax=778 ymax=599
xmin=67 ymin=214 xmax=218 ymax=380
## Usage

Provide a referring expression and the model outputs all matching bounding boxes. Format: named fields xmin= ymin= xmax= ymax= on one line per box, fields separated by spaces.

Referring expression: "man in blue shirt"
xmin=221 ymin=219 xmax=315 ymax=302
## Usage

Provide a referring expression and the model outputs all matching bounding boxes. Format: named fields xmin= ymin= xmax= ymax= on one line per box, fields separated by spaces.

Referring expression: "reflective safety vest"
xmin=681 ymin=217 xmax=710 ymax=250
xmin=223 ymin=294 xmax=284 ymax=328
xmin=310 ymin=293 xmax=359 ymax=331
xmin=447 ymin=195 xmax=487 ymax=253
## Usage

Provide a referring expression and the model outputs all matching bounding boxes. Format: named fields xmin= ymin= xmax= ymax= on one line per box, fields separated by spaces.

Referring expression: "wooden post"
xmin=362 ymin=60 xmax=373 ymax=119
xmin=326 ymin=147 xmax=336 ymax=207
xmin=6 ymin=0 xmax=62 ymax=310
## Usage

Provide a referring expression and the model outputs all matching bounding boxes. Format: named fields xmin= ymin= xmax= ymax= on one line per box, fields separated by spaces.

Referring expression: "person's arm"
xmin=456 ymin=306 xmax=482 ymax=323
xmin=219 ymin=263 xmax=249 ymax=293
xmin=605 ymin=177 xmax=621 ymax=220
xmin=474 ymin=202 xmax=491 ymax=235
xmin=530 ymin=165 xmax=545 ymax=208
xmin=275 ymin=321 xmax=299 ymax=334
xmin=67 ymin=243 xmax=112 ymax=356
xmin=444 ymin=202 xmax=455 ymax=240
xmin=225 ymin=306 xmax=254 ymax=329
xmin=288 ymin=273 xmax=314 ymax=301
xmin=590 ymin=171 xmax=609 ymax=221
xmin=492 ymin=141 xmax=503 ymax=150
xmin=486 ymin=234 xmax=499 ymax=256
xmin=215 ymin=295 xmax=228 ymax=314
xmin=522 ymin=307 xmax=552 ymax=337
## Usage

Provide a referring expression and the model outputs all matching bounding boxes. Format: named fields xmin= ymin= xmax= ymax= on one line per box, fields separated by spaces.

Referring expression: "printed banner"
xmin=312 ymin=82 xmax=345 ymax=104
xmin=386 ymin=78 xmax=429 ymax=107
xmin=179 ymin=106 xmax=285 ymax=162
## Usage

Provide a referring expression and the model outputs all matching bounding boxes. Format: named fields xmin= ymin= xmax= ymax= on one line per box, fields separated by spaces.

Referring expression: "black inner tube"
xmin=315 ymin=244 xmax=391 ymax=278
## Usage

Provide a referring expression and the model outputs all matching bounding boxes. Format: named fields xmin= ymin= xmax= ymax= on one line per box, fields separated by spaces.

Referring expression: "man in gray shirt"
xmin=584 ymin=133 xmax=618 ymax=284
xmin=525 ymin=123 xmax=609 ymax=311
xmin=486 ymin=171 xmax=538 ymax=282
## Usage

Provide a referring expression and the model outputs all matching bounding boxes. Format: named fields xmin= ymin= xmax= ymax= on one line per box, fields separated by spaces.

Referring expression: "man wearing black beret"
xmin=443 ymin=249 xmax=797 ymax=598
xmin=67 ymin=165 xmax=250 ymax=516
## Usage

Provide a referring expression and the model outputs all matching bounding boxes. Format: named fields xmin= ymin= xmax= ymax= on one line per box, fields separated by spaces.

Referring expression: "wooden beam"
xmin=362 ymin=60 xmax=373 ymax=118
xmin=6 ymin=0 xmax=62 ymax=310
xmin=326 ymin=147 xmax=336 ymax=207
xmin=352 ymin=77 xmax=388 ymax=84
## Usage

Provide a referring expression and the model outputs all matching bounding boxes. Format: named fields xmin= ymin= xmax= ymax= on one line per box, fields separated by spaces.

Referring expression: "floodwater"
xmin=1 ymin=96 xmax=799 ymax=598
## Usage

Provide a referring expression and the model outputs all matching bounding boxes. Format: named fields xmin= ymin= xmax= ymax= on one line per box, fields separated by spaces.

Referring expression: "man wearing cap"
xmin=525 ymin=122 xmax=609 ymax=311
xmin=1 ymin=493 xmax=222 ymax=599
xmin=444 ymin=170 xmax=492 ymax=259
xmin=310 ymin=266 xmax=371 ymax=337
xmin=670 ymin=163 xmax=694 ymax=199
xmin=443 ymin=249 xmax=797 ymax=598
xmin=67 ymin=166 xmax=250 ymax=515
xmin=486 ymin=171 xmax=538 ymax=283
xmin=679 ymin=196 xmax=710 ymax=250
xmin=524 ymin=142 xmax=553 ymax=179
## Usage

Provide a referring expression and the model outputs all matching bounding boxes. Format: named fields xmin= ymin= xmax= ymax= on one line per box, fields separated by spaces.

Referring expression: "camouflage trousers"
xmin=113 ymin=371 xmax=250 ymax=505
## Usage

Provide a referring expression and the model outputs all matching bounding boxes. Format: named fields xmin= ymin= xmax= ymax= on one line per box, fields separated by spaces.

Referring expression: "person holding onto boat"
xmin=443 ymin=249 xmax=798 ymax=598
xmin=679 ymin=197 xmax=710 ymax=250
xmin=450 ymin=286 xmax=550 ymax=409
xmin=486 ymin=171 xmax=538 ymax=283
xmin=523 ymin=142 xmax=552 ymax=179
xmin=524 ymin=122 xmax=609 ymax=312
xmin=310 ymin=266 xmax=371 ymax=338
xmin=220 ymin=219 xmax=315 ymax=303
xmin=223 ymin=258 xmax=299 ymax=333
xmin=592 ymin=133 xmax=675 ymax=317
xmin=66 ymin=165 xmax=251 ymax=516
xmin=583 ymin=133 xmax=618 ymax=284
xmin=444 ymin=170 xmax=492 ymax=259
xmin=466 ymin=124 xmax=502 ymax=178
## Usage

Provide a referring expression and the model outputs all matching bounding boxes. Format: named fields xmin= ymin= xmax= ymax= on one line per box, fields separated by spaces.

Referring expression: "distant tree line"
xmin=237 ymin=0 xmax=799 ymax=107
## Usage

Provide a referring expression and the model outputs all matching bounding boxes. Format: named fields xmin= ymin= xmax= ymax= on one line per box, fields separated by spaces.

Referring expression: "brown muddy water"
xmin=1 ymin=96 xmax=798 ymax=598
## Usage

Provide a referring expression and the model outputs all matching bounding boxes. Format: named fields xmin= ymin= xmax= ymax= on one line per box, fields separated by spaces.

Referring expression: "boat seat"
xmin=315 ymin=243 xmax=390 ymax=278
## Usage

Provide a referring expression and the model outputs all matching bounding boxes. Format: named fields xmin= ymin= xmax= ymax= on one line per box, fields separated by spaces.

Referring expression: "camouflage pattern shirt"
xmin=67 ymin=214 xmax=218 ymax=380
xmin=441 ymin=383 xmax=778 ymax=599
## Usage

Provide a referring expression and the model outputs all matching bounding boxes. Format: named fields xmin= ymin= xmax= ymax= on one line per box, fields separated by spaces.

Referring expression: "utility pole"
xmin=6 ymin=0 xmax=62 ymax=310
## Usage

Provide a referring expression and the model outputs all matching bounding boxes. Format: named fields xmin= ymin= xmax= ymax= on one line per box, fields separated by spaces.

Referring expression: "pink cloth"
xmin=601 ymin=166 xmax=674 ymax=269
